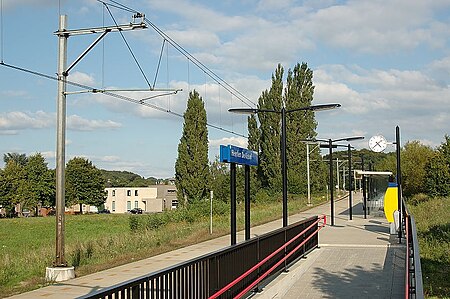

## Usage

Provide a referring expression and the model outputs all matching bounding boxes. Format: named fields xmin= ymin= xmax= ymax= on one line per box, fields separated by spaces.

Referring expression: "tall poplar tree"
xmin=258 ymin=65 xmax=283 ymax=191
xmin=285 ymin=62 xmax=322 ymax=194
xmin=175 ymin=90 xmax=209 ymax=203
xmin=255 ymin=62 xmax=324 ymax=194
xmin=247 ymin=114 xmax=261 ymax=196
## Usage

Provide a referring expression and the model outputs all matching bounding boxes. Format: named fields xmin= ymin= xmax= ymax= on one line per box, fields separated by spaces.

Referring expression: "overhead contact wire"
xmin=0 ymin=62 xmax=247 ymax=138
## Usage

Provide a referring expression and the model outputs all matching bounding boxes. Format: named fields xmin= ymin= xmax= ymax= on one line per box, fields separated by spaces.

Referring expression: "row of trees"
xmin=0 ymin=154 xmax=105 ymax=216
xmin=174 ymin=62 xmax=450 ymax=204
xmin=376 ymin=135 xmax=450 ymax=198
xmin=175 ymin=63 xmax=328 ymax=204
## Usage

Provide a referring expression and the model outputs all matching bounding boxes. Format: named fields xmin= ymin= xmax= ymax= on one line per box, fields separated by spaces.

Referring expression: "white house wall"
xmin=105 ymin=187 xmax=161 ymax=213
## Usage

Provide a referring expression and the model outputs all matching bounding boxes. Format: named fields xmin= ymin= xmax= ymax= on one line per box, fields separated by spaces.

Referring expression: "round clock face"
xmin=369 ymin=135 xmax=387 ymax=152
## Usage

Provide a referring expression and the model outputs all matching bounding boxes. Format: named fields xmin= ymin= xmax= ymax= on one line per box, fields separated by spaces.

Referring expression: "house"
xmin=104 ymin=185 xmax=178 ymax=213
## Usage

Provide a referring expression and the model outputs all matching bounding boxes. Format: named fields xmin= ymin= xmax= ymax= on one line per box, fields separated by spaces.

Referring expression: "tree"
xmin=285 ymin=62 xmax=318 ymax=194
xmin=0 ymin=160 xmax=29 ymax=215
xmin=255 ymin=62 xmax=322 ymax=194
xmin=247 ymin=115 xmax=259 ymax=152
xmin=247 ymin=114 xmax=261 ymax=197
xmin=175 ymin=90 xmax=210 ymax=203
xmin=26 ymin=153 xmax=55 ymax=212
xmin=3 ymin=152 xmax=27 ymax=166
xmin=425 ymin=135 xmax=450 ymax=197
xmin=209 ymin=157 xmax=230 ymax=202
xmin=66 ymin=157 xmax=106 ymax=213
xmin=401 ymin=141 xmax=434 ymax=197
xmin=258 ymin=65 xmax=283 ymax=192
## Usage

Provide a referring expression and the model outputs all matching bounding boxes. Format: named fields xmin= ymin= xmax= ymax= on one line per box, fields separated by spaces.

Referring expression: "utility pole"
xmin=55 ymin=15 xmax=68 ymax=268
xmin=47 ymin=14 xmax=147 ymax=282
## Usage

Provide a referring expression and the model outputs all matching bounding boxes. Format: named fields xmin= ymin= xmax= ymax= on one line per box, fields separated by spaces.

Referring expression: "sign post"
xmin=220 ymin=145 xmax=258 ymax=245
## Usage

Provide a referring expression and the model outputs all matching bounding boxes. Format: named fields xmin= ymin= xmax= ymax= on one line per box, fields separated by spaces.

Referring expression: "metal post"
xmin=210 ymin=190 xmax=213 ymax=235
xmin=362 ymin=155 xmax=367 ymax=219
xmin=306 ymin=143 xmax=311 ymax=206
xmin=329 ymin=139 xmax=334 ymax=226
xmin=348 ymin=144 xmax=353 ymax=220
xmin=336 ymin=158 xmax=340 ymax=193
xmin=230 ymin=163 xmax=237 ymax=245
xmin=396 ymin=126 xmax=402 ymax=243
xmin=281 ymin=106 xmax=288 ymax=227
xmin=368 ymin=162 xmax=372 ymax=215
xmin=343 ymin=166 xmax=346 ymax=191
xmin=55 ymin=15 xmax=68 ymax=267
xmin=245 ymin=165 xmax=250 ymax=240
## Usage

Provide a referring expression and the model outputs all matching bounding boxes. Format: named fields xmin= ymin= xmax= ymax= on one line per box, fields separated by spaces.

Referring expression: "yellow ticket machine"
xmin=384 ymin=182 xmax=398 ymax=223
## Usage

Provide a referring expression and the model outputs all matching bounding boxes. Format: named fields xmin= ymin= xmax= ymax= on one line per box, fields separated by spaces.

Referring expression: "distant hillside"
xmin=101 ymin=170 xmax=159 ymax=187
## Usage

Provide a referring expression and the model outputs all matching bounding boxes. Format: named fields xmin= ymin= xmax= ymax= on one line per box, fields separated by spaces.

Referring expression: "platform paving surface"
xmin=254 ymin=194 xmax=405 ymax=299
xmin=9 ymin=192 xmax=405 ymax=298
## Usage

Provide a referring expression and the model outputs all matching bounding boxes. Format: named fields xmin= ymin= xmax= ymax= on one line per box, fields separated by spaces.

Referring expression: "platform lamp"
xmin=229 ymin=103 xmax=341 ymax=227
xmin=315 ymin=136 xmax=365 ymax=226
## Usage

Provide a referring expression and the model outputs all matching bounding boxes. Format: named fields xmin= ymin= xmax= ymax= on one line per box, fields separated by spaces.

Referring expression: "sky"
xmin=0 ymin=0 xmax=449 ymax=178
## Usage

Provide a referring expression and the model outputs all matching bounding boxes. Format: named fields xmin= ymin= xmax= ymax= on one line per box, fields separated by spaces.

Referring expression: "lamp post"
xmin=229 ymin=103 xmax=340 ymax=227
xmin=317 ymin=136 xmax=364 ymax=226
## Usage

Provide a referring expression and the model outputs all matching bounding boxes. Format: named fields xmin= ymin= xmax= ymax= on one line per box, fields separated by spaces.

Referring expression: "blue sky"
xmin=0 ymin=0 xmax=449 ymax=178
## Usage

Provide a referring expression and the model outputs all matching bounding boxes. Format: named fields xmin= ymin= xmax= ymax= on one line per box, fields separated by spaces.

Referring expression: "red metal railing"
xmin=405 ymin=213 xmax=410 ymax=299
xmin=209 ymin=215 xmax=326 ymax=299
xmin=403 ymin=198 xmax=424 ymax=299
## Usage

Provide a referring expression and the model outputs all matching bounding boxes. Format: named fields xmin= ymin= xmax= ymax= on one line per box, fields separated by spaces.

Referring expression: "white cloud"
xmin=67 ymin=115 xmax=122 ymax=131
xmin=68 ymin=71 xmax=96 ymax=86
xmin=99 ymin=155 xmax=121 ymax=162
xmin=165 ymin=29 xmax=220 ymax=49
xmin=0 ymin=130 xmax=18 ymax=135
xmin=148 ymin=0 xmax=250 ymax=32
xmin=0 ymin=111 xmax=122 ymax=133
xmin=304 ymin=0 xmax=450 ymax=53
xmin=210 ymin=136 xmax=248 ymax=149
xmin=2 ymin=0 xmax=55 ymax=10
xmin=257 ymin=0 xmax=295 ymax=11
xmin=40 ymin=151 xmax=56 ymax=160
xmin=0 ymin=90 xmax=30 ymax=99
xmin=0 ymin=111 xmax=53 ymax=130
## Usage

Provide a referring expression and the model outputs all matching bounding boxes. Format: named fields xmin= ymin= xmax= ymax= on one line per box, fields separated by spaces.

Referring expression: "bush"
xmin=129 ymin=215 xmax=140 ymax=232
xmin=255 ymin=189 xmax=272 ymax=203
xmin=409 ymin=193 xmax=430 ymax=205
xmin=146 ymin=213 xmax=166 ymax=230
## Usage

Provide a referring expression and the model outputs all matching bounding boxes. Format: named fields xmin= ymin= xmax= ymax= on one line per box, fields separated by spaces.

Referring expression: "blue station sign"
xmin=220 ymin=145 xmax=258 ymax=166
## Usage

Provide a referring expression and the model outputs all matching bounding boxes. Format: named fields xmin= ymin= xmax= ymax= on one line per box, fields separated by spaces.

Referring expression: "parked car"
xmin=129 ymin=208 xmax=143 ymax=214
xmin=98 ymin=209 xmax=111 ymax=214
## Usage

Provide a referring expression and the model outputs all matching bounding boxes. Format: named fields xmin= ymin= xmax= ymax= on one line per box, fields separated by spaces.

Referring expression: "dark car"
xmin=98 ymin=209 xmax=111 ymax=214
xmin=129 ymin=208 xmax=143 ymax=214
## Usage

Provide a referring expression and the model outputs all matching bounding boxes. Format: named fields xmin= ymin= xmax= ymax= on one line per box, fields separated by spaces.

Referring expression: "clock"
xmin=368 ymin=135 xmax=387 ymax=153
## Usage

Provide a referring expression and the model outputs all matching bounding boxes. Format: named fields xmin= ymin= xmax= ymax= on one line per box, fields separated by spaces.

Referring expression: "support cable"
xmin=152 ymin=38 xmax=165 ymax=89
xmin=102 ymin=5 xmax=105 ymax=88
xmin=102 ymin=3 xmax=152 ymax=88
xmin=0 ymin=61 xmax=247 ymax=138
xmin=101 ymin=0 xmax=256 ymax=108
xmin=145 ymin=18 xmax=255 ymax=107
xmin=99 ymin=0 xmax=135 ymax=13
xmin=166 ymin=41 xmax=170 ymax=111
xmin=1 ymin=0 xmax=3 ymax=63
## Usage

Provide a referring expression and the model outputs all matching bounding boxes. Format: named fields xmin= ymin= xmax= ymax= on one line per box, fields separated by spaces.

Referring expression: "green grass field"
xmin=0 ymin=194 xmax=327 ymax=298
xmin=408 ymin=196 xmax=450 ymax=298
